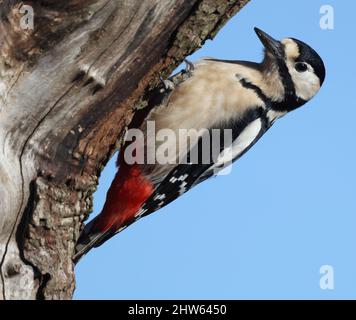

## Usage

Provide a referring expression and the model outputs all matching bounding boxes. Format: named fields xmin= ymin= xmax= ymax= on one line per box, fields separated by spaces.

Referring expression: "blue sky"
xmin=75 ymin=0 xmax=356 ymax=299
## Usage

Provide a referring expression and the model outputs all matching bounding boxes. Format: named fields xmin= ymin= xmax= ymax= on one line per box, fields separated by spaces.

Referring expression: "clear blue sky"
xmin=75 ymin=0 xmax=356 ymax=299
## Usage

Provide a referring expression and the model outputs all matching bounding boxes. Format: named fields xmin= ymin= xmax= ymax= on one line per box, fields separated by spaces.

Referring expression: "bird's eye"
xmin=295 ymin=62 xmax=308 ymax=73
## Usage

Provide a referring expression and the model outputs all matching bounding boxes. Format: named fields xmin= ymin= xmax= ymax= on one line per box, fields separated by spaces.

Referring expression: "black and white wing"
xmin=136 ymin=107 xmax=271 ymax=219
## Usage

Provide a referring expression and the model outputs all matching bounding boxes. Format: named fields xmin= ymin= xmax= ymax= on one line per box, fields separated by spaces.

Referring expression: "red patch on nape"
xmin=93 ymin=164 xmax=154 ymax=233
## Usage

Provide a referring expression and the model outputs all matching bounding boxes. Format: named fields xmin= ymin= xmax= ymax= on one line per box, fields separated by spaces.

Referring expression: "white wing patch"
xmin=210 ymin=118 xmax=262 ymax=173
xmin=136 ymin=119 xmax=263 ymax=220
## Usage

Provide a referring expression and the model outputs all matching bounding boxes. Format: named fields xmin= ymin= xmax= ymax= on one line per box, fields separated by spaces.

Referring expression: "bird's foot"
xmin=159 ymin=75 xmax=175 ymax=91
xmin=184 ymin=59 xmax=194 ymax=76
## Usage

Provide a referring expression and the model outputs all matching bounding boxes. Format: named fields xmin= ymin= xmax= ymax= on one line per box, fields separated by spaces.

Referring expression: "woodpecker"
xmin=74 ymin=28 xmax=325 ymax=262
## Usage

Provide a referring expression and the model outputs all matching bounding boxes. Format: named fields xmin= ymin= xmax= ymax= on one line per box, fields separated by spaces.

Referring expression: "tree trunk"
xmin=0 ymin=0 xmax=250 ymax=300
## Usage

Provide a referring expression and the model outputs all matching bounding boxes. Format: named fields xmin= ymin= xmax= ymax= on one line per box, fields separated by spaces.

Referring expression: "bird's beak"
xmin=254 ymin=27 xmax=284 ymax=59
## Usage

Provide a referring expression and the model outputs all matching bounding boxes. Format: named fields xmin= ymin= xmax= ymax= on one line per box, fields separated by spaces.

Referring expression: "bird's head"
xmin=254 ymin=27 xmax=325 ymax=111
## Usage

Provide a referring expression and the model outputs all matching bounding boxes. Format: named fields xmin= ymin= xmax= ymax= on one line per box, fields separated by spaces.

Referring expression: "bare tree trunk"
xmin=0 ymin=0 xmax=250 ymax=300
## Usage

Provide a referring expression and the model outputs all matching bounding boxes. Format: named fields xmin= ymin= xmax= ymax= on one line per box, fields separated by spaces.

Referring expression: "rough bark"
xmin=0 ymin=0 xmax=250 ymax=300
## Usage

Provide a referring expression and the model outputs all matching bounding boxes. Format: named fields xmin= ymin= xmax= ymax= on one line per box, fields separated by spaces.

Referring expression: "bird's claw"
xmin=159 ymin=75 xmax=175 ymax=91
xmin=184 ymin=59 xmax=194 ymax=75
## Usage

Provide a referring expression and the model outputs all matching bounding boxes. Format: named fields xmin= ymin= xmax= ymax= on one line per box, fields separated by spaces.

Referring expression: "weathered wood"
xmin=0 ymin=0 xmax=250 ymax=299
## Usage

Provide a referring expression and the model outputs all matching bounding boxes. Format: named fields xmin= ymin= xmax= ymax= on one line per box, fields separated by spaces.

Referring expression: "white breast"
xmin=148 ymin=59 xmax=265 ymax=133
xmin=141 ymin=59 xmax=266 ymax=183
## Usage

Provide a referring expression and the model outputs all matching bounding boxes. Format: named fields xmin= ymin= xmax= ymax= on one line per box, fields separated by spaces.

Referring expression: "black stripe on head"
xmin=275 ymin=54 xmax=296 ymax=98
xmin=239 ymin=63 xmax=306 ymax=113
xmin=271 ymin=49 xmax=308 ymax=112
xmin=292 ymin=38 xmax=326 ymax=85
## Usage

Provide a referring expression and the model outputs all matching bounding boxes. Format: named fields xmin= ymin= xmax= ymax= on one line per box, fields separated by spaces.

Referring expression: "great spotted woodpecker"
xmin=74 ymin=28 xmax=325 ymax=262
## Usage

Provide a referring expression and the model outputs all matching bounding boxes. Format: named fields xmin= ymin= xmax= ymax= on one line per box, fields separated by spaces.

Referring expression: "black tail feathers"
xmin=73 ymin=217 xmax=116 ymax=264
